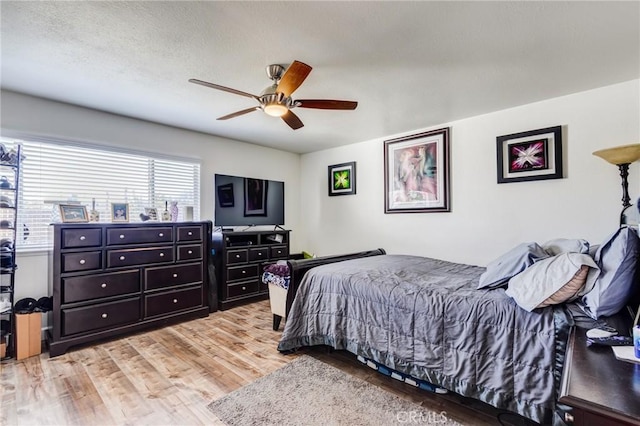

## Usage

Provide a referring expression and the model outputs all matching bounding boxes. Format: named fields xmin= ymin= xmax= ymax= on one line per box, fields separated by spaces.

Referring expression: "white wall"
xmin=0 ymin=90 xmax=302 ymax=302
xmin=4 ymin=80 xmax=639 ymax=305
xmin=299 ymin=80 xmax=640 ymax=266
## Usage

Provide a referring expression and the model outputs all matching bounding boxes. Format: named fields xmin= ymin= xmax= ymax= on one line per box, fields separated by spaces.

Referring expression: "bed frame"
xmin=284 ymin=248 xmax=386 ymax=317
xmin=281 ymin=244 xmax=640 ymax=424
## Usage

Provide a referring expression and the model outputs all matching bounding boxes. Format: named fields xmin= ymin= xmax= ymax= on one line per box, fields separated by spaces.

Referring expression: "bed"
xmin=277 ymin=228 xmax=640 ymax=425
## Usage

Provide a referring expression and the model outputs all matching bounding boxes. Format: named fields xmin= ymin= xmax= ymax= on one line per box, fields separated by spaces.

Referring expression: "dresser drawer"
xmin=227 ymin=249 xmax=248 ymax=265
xmin=62 ymin=251 xmax=101 ymax=273
xmin=177 ymin=244 xmax=202 ymax=261
xmin=62 ymin=228 xmax=102 ymax=249
xmin=62 ymin=297 xmax=140 ymax=336
xmin=107 ymin=247 xmax=173 ymax=268
xmin=227 ymin=280 xmax=260 ymax=298
xmin=145 ymin=262 xmax=203 ymax=291
xmin=177 ymin=226 xmax=202 ymax=242
xmin=227 ymin=264 xmax=259 ymax=282
xmin=270 ymin=245 xmax=288 ymax=259
xmin=63 ymin=270 xmax=140 ymax=303
xmin=106 ymin=227 xmax=173 ymax=245
xmin=144 ymin=286 xmax=203 ymax=318
xmin=249 ymin=247 xmax=269 ymax=262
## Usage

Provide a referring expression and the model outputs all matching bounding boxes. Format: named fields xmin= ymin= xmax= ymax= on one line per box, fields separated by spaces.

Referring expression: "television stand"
xmin=212 ymin=229 xmax=291 ymax=310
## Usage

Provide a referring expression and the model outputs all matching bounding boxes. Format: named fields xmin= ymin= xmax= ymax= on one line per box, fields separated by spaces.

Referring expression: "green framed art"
xmin=328 ymin=161 xmax=356 ymax=196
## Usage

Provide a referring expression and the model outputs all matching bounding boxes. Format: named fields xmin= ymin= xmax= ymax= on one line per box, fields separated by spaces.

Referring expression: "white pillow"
xmin=477 ymin=242 xmax=549 ymax=289
xmin=542 ymin=238 xmax=590 ymax=256
xmin=505 ymin=253 xmax=598 ymax=312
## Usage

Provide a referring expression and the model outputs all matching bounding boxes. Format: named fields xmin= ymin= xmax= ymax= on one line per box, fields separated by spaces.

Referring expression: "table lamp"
xmin=592 ymin=143 xmax=640 ymax=225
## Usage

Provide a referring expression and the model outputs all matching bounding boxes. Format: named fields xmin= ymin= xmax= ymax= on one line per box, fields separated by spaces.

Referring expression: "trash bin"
xmin=262 ymin=252 xmax=315 ymax=331
xmin=262 ymin=261 xmax=290 ymax=331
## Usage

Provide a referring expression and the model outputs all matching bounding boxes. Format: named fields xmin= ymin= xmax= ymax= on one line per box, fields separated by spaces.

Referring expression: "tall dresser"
xmin=48 ymin=221 xmax=211 ymax=357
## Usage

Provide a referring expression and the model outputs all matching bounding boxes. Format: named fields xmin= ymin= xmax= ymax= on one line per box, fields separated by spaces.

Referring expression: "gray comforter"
xmin=278 ymin=255 xmax=572 ymax=424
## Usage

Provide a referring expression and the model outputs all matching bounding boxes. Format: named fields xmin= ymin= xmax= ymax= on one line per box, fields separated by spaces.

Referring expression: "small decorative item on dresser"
xmin=170 ymin=201 xmax=179 ymax=222
xmin=88 ymin=198 xmax=100 ymax=222
xmin=161 ymin=201 xmax=171 ymax=221
xmin=110 ymin=203 xmax=129 ymax=223
xmin=59 ymin=204 xmax=89 ymax=223
xmin=144 ymin=207 xmax=159 ymax=221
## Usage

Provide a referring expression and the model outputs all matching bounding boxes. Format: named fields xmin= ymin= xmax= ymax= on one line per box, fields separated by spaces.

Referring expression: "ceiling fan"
xmin=189 ymin=60 xmax=358 ymax=130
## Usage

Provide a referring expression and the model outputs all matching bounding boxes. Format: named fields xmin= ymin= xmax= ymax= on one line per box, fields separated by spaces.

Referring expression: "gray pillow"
xmin=505 ymin=253 xmax=598 ymax=312
xmin=581 ymin=227 xmax=640 ymax=319
xmin=478 ymin=242 xmax=549 ymax=289
xmin=542 ymin=238 xmax=590 ymax=256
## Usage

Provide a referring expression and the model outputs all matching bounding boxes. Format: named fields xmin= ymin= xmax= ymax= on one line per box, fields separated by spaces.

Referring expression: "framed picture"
xmin=244 ymin=178 xmax=268 ymax=216
xmin=59 ymin=204 xmax=89 ymax=223
xmin=144 ymin=207 xmax=158 ymax=221
xmin=111 ymin=202 xmax=129 ymax=222
xmin=496 ymin=126 xmax=563 ymax=184
xmin=328 ymin=161 xmax=356 ymax=196
xmin=384 ymin=127 xmax=450 ymax=213
xmin=217 ymin=183 xmax=235 ymax=207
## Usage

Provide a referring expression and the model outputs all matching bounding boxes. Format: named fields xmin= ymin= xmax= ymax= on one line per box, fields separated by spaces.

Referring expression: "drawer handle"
xmin=188 ymin=231 xmax=193 ymax=236
xmin=80 ymin=235 xmax=86 ymax=241
xmin=173 ymin=273 xmax=178 ymax=278
xmin=159 ymin=233 xmax=164 ymax=237
xmin=159 ymin=253 xmax=165 ymax=257
xmin=258 ymin=253 xmax=263 ymax=256
xmin=242 ymin=270 xmax=246 ymax=274
xmin=119 ymin=234 xmax=125 ymax=239
xmin=79 ymin=259 xmax=86 ymax=265
xmin=235 ymin=254 xmax=240 ymax=258
xmin=172 ymin=299 xmax=178 ymax=303
xmin=187 ymin=250 xmax=193 ymax=254
xmin=119 ymin=255 xmax=125 ymax=261
xmin=101 ymin=313 xmax=108 ymax=319
xmin=242 ymin=286 xmax=246 ymax=291
xmin=277 ymin=250 xmax=282 ymax=254
xmin=101 ymin=283 xmax=107 ymax=288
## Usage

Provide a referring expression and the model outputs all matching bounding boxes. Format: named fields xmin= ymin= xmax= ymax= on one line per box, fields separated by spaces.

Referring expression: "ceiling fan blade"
xmin=217 ymin=106 xmax=261 ymax=120
xmin=189 ymin=79 xmax=260 ymax=101
xmin=277 ymin=61 xmax=312 ymax=98
xmin=296 ymin=99 xmax=358 ymax=110
xmin=281 ymin=110 xmax=304 ymax=130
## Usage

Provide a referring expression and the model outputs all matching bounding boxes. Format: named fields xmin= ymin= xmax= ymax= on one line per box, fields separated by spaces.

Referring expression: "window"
xmin=1 ymin=136 xmax=201 ymax=251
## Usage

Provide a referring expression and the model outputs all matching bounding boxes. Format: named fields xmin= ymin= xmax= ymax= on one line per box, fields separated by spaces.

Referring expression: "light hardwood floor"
xmin=0 ymin=301 xmax=527 ymax=425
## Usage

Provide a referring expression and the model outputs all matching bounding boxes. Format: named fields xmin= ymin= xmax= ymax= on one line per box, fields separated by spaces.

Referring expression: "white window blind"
xmin=1 ymin=136 xmax=200 ymax=251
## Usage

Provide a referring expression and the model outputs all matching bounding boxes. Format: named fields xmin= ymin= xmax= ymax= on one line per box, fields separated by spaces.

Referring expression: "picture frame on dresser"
xmin=111 ymin=202 xmax=129 ymax=222
xmin=59 ymin=204 xmax=89 ymax=223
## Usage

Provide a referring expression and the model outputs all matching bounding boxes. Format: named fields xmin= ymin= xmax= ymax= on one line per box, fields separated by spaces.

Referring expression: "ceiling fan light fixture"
xmin=263 ymin=103 xmax=289 ymax=117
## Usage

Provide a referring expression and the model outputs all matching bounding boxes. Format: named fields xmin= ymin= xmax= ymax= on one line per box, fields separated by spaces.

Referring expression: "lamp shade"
xmin=592 ymin=143 xmax=640 ymax=165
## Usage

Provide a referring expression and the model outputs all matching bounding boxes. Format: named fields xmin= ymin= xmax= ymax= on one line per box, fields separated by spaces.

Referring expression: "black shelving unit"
xmin=0 ymin=145 xmax=21 ymax=360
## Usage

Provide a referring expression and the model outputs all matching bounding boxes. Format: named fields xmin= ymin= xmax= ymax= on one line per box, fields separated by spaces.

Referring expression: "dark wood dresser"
xmin=212 ymin=230 xmax=290 ymax=310
xmin=48 ymin=221 xmax=211 ymax=357
xmin=559 ymin=322 xmax=640 ymax=426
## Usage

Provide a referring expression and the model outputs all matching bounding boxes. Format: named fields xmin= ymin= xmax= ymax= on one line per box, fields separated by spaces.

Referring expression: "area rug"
xmin=207 ymin=355 xmax=466 ymax=425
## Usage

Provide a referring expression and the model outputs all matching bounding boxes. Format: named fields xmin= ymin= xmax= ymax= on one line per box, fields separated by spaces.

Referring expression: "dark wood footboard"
xmin=285 ymin=248 xmax=386 ymax=317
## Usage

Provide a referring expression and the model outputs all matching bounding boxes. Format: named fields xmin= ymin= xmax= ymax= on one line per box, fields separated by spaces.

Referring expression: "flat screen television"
xmin=214 ymin=174 xmax=285 ymax=227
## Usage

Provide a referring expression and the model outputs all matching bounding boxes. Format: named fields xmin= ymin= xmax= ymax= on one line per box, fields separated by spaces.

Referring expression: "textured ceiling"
xmin=1 ymin=1 xmax=639 ymax=154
